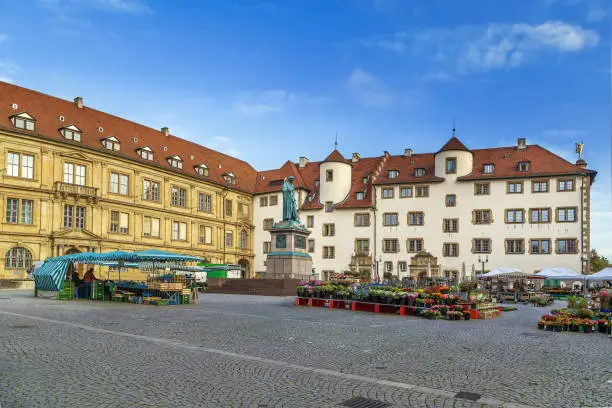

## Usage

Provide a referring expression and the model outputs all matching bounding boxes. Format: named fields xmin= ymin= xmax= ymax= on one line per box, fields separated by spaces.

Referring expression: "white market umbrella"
xmin=535 ymin=267 xmax=580 ymax=279
xmin=586 ymin=267 xmax=612 ymax=281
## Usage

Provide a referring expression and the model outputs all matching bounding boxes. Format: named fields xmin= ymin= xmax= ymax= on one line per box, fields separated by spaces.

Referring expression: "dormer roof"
xmin=437 ymin=136 xmax=470 ymax=154
xmin=323 ymin=149 xmax=350 ymax=164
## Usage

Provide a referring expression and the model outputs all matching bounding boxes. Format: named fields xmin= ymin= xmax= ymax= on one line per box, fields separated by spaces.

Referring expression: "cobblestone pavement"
xmin=0 ymin=290 xmax=610 ymax=408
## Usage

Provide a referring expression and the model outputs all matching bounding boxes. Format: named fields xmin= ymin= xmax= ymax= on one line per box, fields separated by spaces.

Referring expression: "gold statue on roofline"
xmin=575 ymin=142 xmax=584 ymax=160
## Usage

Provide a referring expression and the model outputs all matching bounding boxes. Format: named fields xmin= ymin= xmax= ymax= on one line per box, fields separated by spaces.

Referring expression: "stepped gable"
xmin=334 ymin=156 xmax=384 ymax=208
xmin=457 ymin=145 xmax=596 ymax=180
xmin=0 ymin=81 xmax=258 ymax=193
xmin=254 ymin=160 xmax=307 ymax=194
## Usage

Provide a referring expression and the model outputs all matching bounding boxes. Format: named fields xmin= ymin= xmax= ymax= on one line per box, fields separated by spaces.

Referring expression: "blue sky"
xmin=0 ymin=0 xmax=610 ymax=257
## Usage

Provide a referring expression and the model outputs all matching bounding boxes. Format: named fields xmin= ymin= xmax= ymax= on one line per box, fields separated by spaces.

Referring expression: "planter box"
xmin=295 ymin=297 xmax=308 ymax=306
xmin=329 ymin=299 xmax=347 ymax=310
xmin=308 ymin=298 xmax=326 ymax=307
xmin=351 ymin=301 xmax=376 ymax=313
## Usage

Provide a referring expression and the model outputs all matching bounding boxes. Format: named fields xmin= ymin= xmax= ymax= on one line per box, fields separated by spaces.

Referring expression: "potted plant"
xmin=463 ymin=311 xmax=471 ymax=320
xmin=537 ymin=320 xmax=545 ymax=330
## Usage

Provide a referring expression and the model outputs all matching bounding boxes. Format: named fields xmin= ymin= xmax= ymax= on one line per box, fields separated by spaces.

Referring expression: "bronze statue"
xmin=282 ymin=176 xmax=299 ymax=222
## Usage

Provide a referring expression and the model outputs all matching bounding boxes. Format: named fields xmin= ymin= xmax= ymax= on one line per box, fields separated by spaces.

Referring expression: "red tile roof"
xmin=0 ymin=81 xmax=258 ymax=193
xmin=457 ymin=145 xmax=595 ymax=180
xmin=254 ymin=160 xmax=307 ymax=193
xmin=438 ymin=136 xmax=470 ymax=153
xmin=374 ymin=153 xmax=445 ymax=185
xmin=323 ymin=149 xmax=350 ymax=164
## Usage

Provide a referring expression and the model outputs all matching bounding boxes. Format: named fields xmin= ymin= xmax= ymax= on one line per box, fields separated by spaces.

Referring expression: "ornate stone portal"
xmin=265 ymin=176 xmax=313 ymax=279
xmin=409 ymin=251 xmax=440 ymax=279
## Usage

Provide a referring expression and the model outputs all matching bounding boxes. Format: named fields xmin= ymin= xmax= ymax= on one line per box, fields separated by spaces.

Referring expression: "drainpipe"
xmin=222 ymin=186 xmax=229 ymax=264
xmin=372 ymin=186 xmax=377 ymax=282
xmin=580 ymin=177 xmax=584 ymax=276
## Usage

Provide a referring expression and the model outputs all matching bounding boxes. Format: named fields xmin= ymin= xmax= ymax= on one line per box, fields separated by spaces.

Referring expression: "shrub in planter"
xmin=537 ymin=321 xmax=545 ymax=330
xmin=463 ymin=312 xmax=471 ymax=320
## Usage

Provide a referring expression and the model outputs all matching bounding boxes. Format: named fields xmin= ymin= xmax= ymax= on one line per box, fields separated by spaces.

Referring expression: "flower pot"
xmin=599 ymin=325 xmax=608 ymax=334
xmin=372 ymin=295 xmax=380 ymax=304
xmin=584 ymin=326 xmax=592 ymax=333
xmin=537 ymin=323 xmax=545 ymax=330
xmin=553 ymin=326 xmax=562 ymax=332
xmin=464 ymin=313 xmax=470 ymax=321
xmin=569 ymin=325 xmax=578 ymax=332
xmin=546 ymin=325 xmax=553 ymax=331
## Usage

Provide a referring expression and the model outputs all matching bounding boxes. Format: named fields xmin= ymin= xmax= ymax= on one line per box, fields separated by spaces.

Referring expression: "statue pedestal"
xmin=266 ymin=220 xmax=312 ymax=279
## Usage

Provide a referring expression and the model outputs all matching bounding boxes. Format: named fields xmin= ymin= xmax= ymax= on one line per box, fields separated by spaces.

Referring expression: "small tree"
xmin=590 ymin=249 xmax=610 ymax=272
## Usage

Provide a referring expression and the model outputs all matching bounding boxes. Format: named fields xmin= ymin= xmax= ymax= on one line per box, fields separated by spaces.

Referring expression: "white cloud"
xmin=586 ymin=7 xmax=607 ymax=21
xmin=345 ymin=68 xmax=392 ymax=107
xmin=362 ymin=21 xmax=599 ymax=74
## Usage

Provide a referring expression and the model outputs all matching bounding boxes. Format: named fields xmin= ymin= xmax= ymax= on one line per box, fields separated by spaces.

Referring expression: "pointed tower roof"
xmin=437 ymin=136 xmax=470 ymax=154
xmin=323 ymin=149 xmax=350 ymax=164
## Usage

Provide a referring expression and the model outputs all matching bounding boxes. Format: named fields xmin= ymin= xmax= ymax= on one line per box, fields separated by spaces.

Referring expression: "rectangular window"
xmin=388 ymin=170 xmax=398 ymax=179
xmin=354 ymin=213 xmax=370 ymax=226
xmin=443 ymin=218 xmax=458 ymax=233
xmin=199 ymin=225 xmax=212 ymax=244
xmin=558 ymin=179 xmax=575 ymax=192
xmin=356 ymin=191 xmax=364 ymax=200
xmin=530 ymin=239 xmax=551 ymax=254
xmin=557 ymin=207 xmax=577 ymax=223
xmin=408 ymin=212 xmax=424 ymax=226
xmin=198 ymin=193 xmax=211 ymax=212
xmin=323 ymin=246 xmax=335 ymax=259
xmin=407 ymin=238 xmax=423 ymax=253
xmin=530 ymin=208 xmax=551 ymax=223
xmin=383 ymin=239 xmax=399 ymax=253
xmin=225 ymin=200 xmax=233 ymax=216
xmin=64 ymin=205 xmax=74 ymax=228
xmin=325 ymin=201 xmax=333 ymax=212
xmin=382 ymin=188 xmax=394 ymax=198
xmin=171 ymin=186 xmax=186 ymax=207
xmin=73 ymin=164 xmax=85 ymax=186
xmin=225 ymin=231 xmax=233 ymax=247
xmin=445 ymin=194 xmax=456 ymax=207
xmin=263 ymin=241 xmax=271 ymax=254
xmin=532 ymin=180 xmax=549 ymax=193
xmin=110 ymin=172 xmax=123 ymax=194
xmin=483 ymin=164 xmax=494 ymax=174
xmin=263 ymin=218 xmax=274 ymax=230
xmin=415 ymin=186 xmax=429 ymax=197
xmin=506 ymin=239 xmax=524 ymax=254
xmin=110 ymin=211 xmax=128 ymax=234
xmin=446 ymin=158 xmax=457 ymax=174
xmin=19 ymin=199 xmax=33 ymax=225
xmin=474 ymin=183 xmax=490 ymax=195
xmin=384 ymin=261 xmax=393 ymax=272
xmin=259 ymin=197 xmax=268 ymax=207
xmin=22 ymin=154 xmax=34 ymax=179
xmin=400 ymin=187 xmax=413 ymax=198
xmin=143 ymin=217 xmax=160 ymax=238
xmin=505 ymin=209 xmax=524 ymax=224
xmin=7 ymin=152 xmax=19 ymax=177
xmin=143 ymin=180 xmax=160 ymax=202
xmin=518 ymin=161 xmax=530 ymax=172
xmin=269 ymin=195 xmax=278 ymax=206
xmin=398 ymin=261 xmax=407 ymax=272
xmin=383 ymin=212 xmax=399 ymax=226
xmin=308 ymin=239 xmax=315 ymax=253
xmin=63 ymin=162 xmax=74 ymax=184
xmin=443 ymin=243 xmax=459 ymax=257
xmin=473 ymin=239 xmax=491 ymax=254
xmin=6 ymin=198 xmax=18 ymax=223
xmin=507 ymin=182 xmax=523 ymax=194
xmin=414 ymin=168 xmax=425 ymax=177
xmin=326 ymin=169 xmax=333 ymax=181
xmin=355 ymin=239 xmax=370 ymax=254
xmin=306 ymin=215 xmax=314 ymax=228
xmin=557 ymin=238 xmax=577 ymax=254
xmin=473 ymin=210 xmax=492 ymax=225
xmin=322 ymin=223 xmax=335 ymax=236
xmin=75 ymin=206 xmax=85 ymax=229
xmin=172 ymin=221 xmax=187 ymax=241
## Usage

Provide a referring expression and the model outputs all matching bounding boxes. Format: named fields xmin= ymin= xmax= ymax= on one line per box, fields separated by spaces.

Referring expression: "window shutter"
xmin=119 ymin=213 xmax=128 ymax=229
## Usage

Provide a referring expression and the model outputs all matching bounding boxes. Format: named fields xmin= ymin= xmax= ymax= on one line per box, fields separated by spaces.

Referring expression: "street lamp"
xmin=478 ymin=255 xmax=488 ymax=276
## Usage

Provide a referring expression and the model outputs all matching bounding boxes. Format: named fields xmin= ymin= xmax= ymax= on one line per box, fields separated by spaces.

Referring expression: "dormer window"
xmin=11 ymin=112 xmax=36 ymax=131
xmin=195 ymin=164 xmax=208 ymax=176
xmin=315 ymin=180 xmax=320 ymax=187
xmin=388 ymin=170 xmax=398 ymax=179
xmin=101 ymin=136 xmax=120 ymax=151
xmin=362 ymin=176 xmax=368 ymax=184
xmin=326 ymin=169 xmax=333 ymax=182
xmin=356 ymin=192 xmax=364 ymax=200
xmin=518 ymin=161 xmax=530 ymax=172
xmin=167 ymin=155 xmax=183 ymax=169
xmin=483 ymin=163 xmax=494 ymax=174
xmin=224 ymin=172 xmax=236 ymax=184
xmin=60 ymin=125 xmax=82 ymax=142
xmin=414 ymin=168 xmax=425 ymax=177
xmin=137 ymin=146 xmax=154 ymax=161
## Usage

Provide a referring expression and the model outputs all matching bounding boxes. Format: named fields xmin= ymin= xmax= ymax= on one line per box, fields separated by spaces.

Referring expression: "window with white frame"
xmin=110 ymin=172 xmax=128 ymax=195
xmin=557 ymin=239 xmax=577 ymax=254
xmin=507 ymin=182 xmax=523 ymax=194
xmin=63 ymin=162 xmax=86 ymax=186
xmin=101 ymin=137 xmax=120 ymax=151
xmin=6 ymin=198 xmax=33 ymax=225
xmin=195 ymin=164 xmax=208 ymax=176
xmin=5 ymin=247 xmax=32 ymax=269
xmin=532 ymin=180 xmax=549 ymax=193
xmin=383 ymin=212 xmax=398 ymax=226
xmin=323 ymin=246 xmax=335 ymax=259
xmin=383 ymin=239 xmax=399 ymax=253
xmin=143 ymin=216 xmax=160 ymax=238
xmin=110 ymin=211 xmax=129 ymax=234
xmin=168 ymin=156 xmax=183 ymax=169
xmin=415 ymin=186 xmax=429 ymax=197
xmin=408 ymin=212 xmax=424 ymax=226
xmin=199 ymin=225 xmax=212 ymax=244
xmin=172 ymin=221 xmax=187 ymax=241
xmin=198 ymin=193 xmax=212 ymax=212
xmin=11 ymin=113 xmax=36 ymax=131
xmin=137 ymin=147 xmax=154 ymax=161
xmin=518 ymin=161 xmax=530 ymax=172
xmin=384 ymin=261 xmax=393 ymax=272
xmin=6 ymin=152 xmax=34 ymax=179
xmin=240 ymin=229 xmax=248 ymax=249
xmin=322 ymin=223 xmax=335 ymax=236
xmin=530 ymin=239 xmax=550 ymax=254
xmin=506 ymin=209 xmax=524 ymax=224
xmin=263 ymin=241 xmax=271 ymax=253
xmin=506 ymin=239 xmax=524 ymax=254
xmin=443 ymin=243 xmax=458 ymax=257
xmin=356 ymin=191 xmax=364 ymax=200
xmin=171 ymin=186 xmax=187 ymax=207
xmin=398 ymin=261 xmax=407 ymax=272
xmin=557 ymin=207 xmax=576 ymax=222
xmin=530 ymin=208 xmax=550 ymax=223
xmin=483 ymin=164 xmax=494 ymax=174
xmin=259 ymin=197 xmax=268 ymax=207
xmin=61 ymin=126 xmax=82 ymax=142
xmin=143 ymin=179 xmax=160 ymax=201
xmin=414 ymin=168 xmax=425 ymax=177
xmin=382 ymin=188 xmax=394 ymax=198
xmin=400 ymin=187 xmax=413 ymax=198
xmin=473 ymin=239 xmax=491 ymax=254
xmin=388 ymin=170 xmax=398 ymax=179
xmin=558 ymin=179 xmax=575 ymax=191
xmin=407 ymin=238 xmax=423 ymax=253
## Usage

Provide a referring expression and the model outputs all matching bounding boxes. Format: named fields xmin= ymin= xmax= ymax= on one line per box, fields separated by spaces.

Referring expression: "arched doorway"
xmin=64 ymin=247 xmax=81 ymax=255
xmin=238 ymin=259 xmax=249 ymax=279
xmin=64 ymin=247 xmax=82 ymax=276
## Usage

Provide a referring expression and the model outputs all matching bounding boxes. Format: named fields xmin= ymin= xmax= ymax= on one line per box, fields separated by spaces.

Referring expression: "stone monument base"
xmin=266 ymin=220 xmax=312 ymax=279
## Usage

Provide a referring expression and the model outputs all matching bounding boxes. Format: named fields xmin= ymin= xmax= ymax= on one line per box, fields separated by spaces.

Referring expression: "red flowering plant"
xmin=423 ymin=298 xmax=435 ymax=307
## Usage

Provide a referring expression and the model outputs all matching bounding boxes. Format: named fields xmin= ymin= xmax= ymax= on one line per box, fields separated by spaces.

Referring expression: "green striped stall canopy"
xmin=33 ymin=260 xmax=70 ymax=291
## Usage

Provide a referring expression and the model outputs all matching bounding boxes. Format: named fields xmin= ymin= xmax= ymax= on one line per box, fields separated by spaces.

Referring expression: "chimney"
xmin=298 ymin=156 xmax=309 ymax=168
xmin=576 ymin=158 xmax=587 ymax=169
xmin=517 ymin=138 xmax=526 ymax=150
xmin=351 ymin=153 xmax=360 ymax=163
xmin=74 ymin=97 xmax=83 ymax=109
xmin=161 ymin=127 xmax=169 ymax=137
xmin=403 ymin=148 xmax=413 ymax=157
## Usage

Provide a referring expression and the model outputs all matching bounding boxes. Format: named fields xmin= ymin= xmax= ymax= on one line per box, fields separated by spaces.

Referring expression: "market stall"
xmin=33 ymin=250 xmax=202 ymax=305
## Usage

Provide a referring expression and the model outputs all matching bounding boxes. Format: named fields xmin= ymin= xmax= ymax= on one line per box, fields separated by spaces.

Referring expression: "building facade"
xmin=0 ymin=82 xmax=596 ymax=280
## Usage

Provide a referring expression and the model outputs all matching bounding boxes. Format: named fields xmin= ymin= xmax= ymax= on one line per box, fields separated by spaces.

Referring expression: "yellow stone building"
xmin=0 ymin=82 xmax=255 ymax=279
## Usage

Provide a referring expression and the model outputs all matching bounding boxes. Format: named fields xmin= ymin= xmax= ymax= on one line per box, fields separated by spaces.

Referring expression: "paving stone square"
xmin=0 ymin=290 xmax=610 ymax=407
